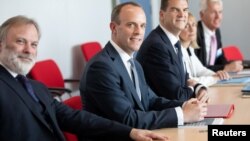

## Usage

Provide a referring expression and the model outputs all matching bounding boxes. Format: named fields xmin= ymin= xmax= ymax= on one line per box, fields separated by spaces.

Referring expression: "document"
xmin=205 ymin=104 xmax=234 ymax=118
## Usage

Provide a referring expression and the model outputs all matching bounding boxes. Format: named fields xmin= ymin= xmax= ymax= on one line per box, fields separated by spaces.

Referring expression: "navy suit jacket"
xmin=136 ymin=26 xmax=194 ymax=101
xmin=0 ymin=65 xmax=132 ymax=141
xmin=80 ymin=42 xmax=184 ymax=129
xmin=195 ymin=21 xmax=227 ymax=71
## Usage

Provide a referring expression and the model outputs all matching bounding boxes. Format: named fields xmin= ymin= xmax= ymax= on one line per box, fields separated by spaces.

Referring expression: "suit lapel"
xmin=0 ymin=66 xmax=54 ymax=132
xmin=156 ymin=26 xmax=185 ymax=84
xmin=106 ymin=43 xmax=145 ymax=110
xmin=32 ymin=84 xmax=65 ymax=138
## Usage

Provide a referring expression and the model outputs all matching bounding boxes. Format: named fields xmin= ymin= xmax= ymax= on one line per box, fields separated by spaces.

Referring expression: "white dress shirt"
xmin=181 ymin=46 xmax=218 ymax=87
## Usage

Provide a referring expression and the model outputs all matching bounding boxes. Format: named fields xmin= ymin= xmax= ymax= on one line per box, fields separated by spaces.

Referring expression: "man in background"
xmin=195 ymin=0 xmax=243 ymax=72
xmin=136 ymin=0 xmax=209 ymax=102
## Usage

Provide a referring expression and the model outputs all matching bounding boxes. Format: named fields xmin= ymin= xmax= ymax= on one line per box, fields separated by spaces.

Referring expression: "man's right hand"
xmin=182 ymin=98 xmax=207 ymax=123
xmin=223 ymin=60 xmax=243 ymax=72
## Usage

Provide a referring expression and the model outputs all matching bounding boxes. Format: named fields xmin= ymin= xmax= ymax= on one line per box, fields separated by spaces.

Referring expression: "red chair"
xmin=222 ymin=45 xmax=244 ymax=62
xmin=80 ymin=41 xmax=102 ymax=61
xmin=28 ymin=59 xmax=79 ymax=98
xmin=63 ymin=96 xmax=82 ymax=141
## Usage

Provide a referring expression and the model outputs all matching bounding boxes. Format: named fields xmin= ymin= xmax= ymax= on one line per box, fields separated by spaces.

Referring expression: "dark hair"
xmin=111 ymin=2 xmax=142 ymax=24
xmin=160 ymin=0 xmax=188 ymax=11
xmin=0 ymin=15 xmax=41 ymax=42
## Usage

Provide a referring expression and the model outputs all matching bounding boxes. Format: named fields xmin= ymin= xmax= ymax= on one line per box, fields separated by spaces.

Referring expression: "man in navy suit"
xmin=195 ymin=0 xmax=243 ymax=72
xmin=0 ymin=15 xmax=169 ymax=141
xmin=80 ymin=2 xmax=207 ymax=130
xmin=136 ymin=0 xmax=208 ymax=102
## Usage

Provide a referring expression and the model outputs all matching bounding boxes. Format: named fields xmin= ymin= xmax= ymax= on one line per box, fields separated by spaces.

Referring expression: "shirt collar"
xmin=201 ymin=21 xmax=216 ymax=36
xmin=110 ymin=40 xmax=133 ymax=64
xmin=0 ymin=62 xmax=18 ymax=77
xmin=159 ymin=24 xmax=180 ymax=46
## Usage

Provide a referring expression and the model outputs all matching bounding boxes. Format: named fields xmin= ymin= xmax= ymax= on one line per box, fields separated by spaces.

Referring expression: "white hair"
xmin=200 ymin=0 xmax=223 ymax=12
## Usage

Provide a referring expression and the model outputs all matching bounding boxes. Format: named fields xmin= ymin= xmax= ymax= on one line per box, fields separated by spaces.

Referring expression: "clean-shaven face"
xmin=201 ymin=2 xmax=223 ymax=31
xmin=160 ymin=0 xmax=189 ymax=36
xmin=111 ymin=5 xmax=146 ymax=55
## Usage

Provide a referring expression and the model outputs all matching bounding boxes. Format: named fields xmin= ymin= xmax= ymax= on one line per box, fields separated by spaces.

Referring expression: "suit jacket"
xmin=0 ymin=65 xmax=132 ymax=141
xmin=80 ymin=42 xmax=184 ymax=129
xmin=195 ymin=21 xmax=227 ymax=71
xmin=136 ymin=26 xmax=194 ymax=101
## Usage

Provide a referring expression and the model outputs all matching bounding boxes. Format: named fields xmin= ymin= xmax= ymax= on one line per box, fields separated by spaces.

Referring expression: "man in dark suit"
xmin=195 ymin=0 xmax=243 ymax=72
xmin=80 ymin=2 xmax=207 ymax=130
xmin=136 ymin=0 xmax=208 ymax=102
xmin=0 ymin=15 xmax=169 ymax=141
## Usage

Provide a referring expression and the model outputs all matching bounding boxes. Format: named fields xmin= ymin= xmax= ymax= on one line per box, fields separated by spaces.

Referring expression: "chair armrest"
xmin=48 ymin=87 xmax=72 ymax=94
xmin=64 ymin=79 xmax=80 ymax=83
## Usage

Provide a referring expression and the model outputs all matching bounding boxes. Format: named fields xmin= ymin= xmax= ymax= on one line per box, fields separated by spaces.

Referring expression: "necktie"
xmin=16 ymin=75 xmax=39 ymax=102
xmin=129 ymin=58 xmax=141 ymax=101
xmin=175 ymin=41 xmax=186 ymax=85
xmin=175 ymin=41 xmax=185 ymax=71
xmin=209 ymin=35 xmax=217 ymax=65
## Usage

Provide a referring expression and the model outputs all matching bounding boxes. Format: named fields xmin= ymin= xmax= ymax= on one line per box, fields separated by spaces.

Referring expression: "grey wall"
xmin=1 ymin=0 xmax=249 ymax=80
xmin=0 ymin=0 xmax=112 ymax=80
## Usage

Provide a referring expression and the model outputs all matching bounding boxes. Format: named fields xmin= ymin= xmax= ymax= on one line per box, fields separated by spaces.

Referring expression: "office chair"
xmin=80 ymin=41 xmax=102 ymax=61
xmin=222 ymin=45 xmax=244 ymax=62
xmin=222 ymin=45 xmax=250 ymax=68
xmin=63 ymin=96 xmax=82 ymax=141
xmin=28 ymin=59 xmax=79 ymax=99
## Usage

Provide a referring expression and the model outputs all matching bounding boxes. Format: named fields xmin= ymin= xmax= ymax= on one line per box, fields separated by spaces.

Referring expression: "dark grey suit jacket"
xmin=195 ymin=21 xmax=227 ymax=71
xmin=0 ymin=65 xmax=131 ymax=141
xmin=136 ymin=26 xmax=194 ymax=101
xmin=80 ymin=42 xmax=184 ymax=129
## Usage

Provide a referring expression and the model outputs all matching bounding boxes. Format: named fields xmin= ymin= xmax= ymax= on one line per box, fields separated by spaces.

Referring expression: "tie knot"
xmin=211 ymin=35 xmax=216 ymax=41
xmin=16 ymin=75 xmax=27 ymax=83
xmin=175 ymin=41 xmax=181 ymax=50
xmin=129 ymin=58 xmax=135 ymax=68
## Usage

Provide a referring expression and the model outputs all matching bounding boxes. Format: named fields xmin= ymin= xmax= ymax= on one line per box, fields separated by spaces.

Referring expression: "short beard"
xmin=0 ymin=46 xmax=36 ymax=75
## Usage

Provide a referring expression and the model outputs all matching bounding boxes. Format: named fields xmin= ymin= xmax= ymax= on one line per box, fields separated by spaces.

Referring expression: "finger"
xmin=146 ymin=133 xmax=169 ymax=141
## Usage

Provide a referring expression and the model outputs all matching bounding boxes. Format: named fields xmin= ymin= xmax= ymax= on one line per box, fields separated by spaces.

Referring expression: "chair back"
xmin=28 ymin=59 xmax=65 ymax=88
xmin=222 ymin=45 xmax=244 ymax=61
xmin=80 ymin=41 xmax=102 ymax=61
xmin=63 ymin=96 xmax=82 ymax=141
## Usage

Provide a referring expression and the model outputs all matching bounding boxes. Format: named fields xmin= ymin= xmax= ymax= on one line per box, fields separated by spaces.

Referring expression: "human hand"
xmin=182 ymin=98 xmax=207 ymax=123
xmin=130 ymin=128 xmax=169 ymax=141
xmin=223 ymin=61 xmax=243 ymax=72
xmin=196 ymin=88 xmax=209 ymax=103
xmin=187 ymin=79 xmax=197 ymax=87
xmin=213 ymin=70 xmax=230 ymax=80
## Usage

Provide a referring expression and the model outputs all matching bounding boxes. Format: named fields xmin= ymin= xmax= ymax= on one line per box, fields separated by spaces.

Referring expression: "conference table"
xmin=153 ymin=84 xmax=250 ymax=141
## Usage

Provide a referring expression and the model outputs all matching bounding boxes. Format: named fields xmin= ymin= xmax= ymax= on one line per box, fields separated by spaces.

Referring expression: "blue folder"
xmin=241 ymin=84 xmax=250 ymax=92
xmin=217 ymin=77 xmax=250 ymax=84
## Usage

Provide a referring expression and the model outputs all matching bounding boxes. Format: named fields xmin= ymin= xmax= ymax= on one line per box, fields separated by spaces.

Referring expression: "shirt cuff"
xmin=175 ymin=106 xmax=184 ymax=125
xmin=194 ymin=83 xmax=207 ymax=96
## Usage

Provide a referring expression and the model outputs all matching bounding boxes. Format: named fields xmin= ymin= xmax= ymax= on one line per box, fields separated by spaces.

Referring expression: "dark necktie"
xmin=129 ymin=58 xmax=141 ymax=101
xmin=16 ymin=75 xmax=39 ymax=102
xmin=175 ymin=41 xmax=185 ymax=85
xmin=175 ymin=41 xmax=184 ymax=69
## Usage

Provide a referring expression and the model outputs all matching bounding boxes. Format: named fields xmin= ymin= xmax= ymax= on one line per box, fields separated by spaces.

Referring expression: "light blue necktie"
xmin=129 ymin=58 xmax=141 ymax=101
